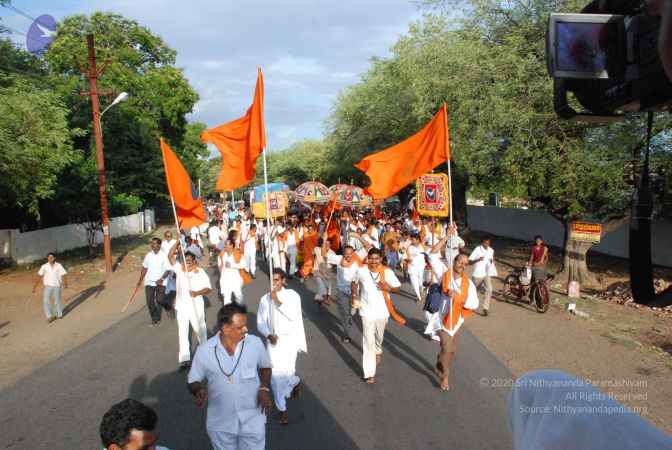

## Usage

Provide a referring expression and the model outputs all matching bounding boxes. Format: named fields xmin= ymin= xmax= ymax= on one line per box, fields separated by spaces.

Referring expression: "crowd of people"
xmin=31 ymin=199 xmax=557 ymax=450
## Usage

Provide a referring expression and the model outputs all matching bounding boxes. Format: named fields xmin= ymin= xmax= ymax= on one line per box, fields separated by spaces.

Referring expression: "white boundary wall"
xmin=467 ymin=206 xmax=672 ymax=267
xmin=0 ymin=209 xmax=155 ymax=264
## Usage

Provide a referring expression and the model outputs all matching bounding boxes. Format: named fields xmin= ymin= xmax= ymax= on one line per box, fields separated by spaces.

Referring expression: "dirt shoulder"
xmin=0 ymin=231 xmax=162 ymax=392
xmin=463 ymin=231 xmax=672 ymax=435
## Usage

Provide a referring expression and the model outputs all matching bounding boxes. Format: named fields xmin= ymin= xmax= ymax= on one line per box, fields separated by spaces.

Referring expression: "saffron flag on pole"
xmin=354 ymin=103 xmax=449 ymax=199
xmin=201 ymin=68 xmax=266 ymax=191
xmin=160 ymin=139 xmax=205 ymax=229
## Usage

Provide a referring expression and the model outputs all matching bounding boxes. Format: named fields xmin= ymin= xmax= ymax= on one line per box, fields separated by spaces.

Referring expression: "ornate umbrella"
xmin=329 ymin=183 xmax=347 ymax=194
xmin=335 ymin=185 xmax=370 ymax=208
xmin=295 ymin=181 xmax=333 ymax=204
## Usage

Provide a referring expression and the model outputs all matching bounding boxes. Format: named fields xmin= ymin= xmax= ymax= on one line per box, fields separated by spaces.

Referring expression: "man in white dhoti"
xmin=218 ymin=238 xmax=248 ymax=305
xmin=406 ymin=233 xmax=429 ymax=303
xmin=241 ymin=223 xmax=258 ymax=279
xmin=168 ymin=242 xmax=211 ymax=369
xmin=257 ymin=268 xmax=306 ymax=425
xmin=284 ymin=223 xmax=300 ymax=278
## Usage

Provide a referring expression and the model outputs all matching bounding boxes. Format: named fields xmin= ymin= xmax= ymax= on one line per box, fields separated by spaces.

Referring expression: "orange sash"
xmin=369 ymin=265 xmax=406 ymax=325
xmin=340 ymin=254 xmax=362 ymax=268
xmin=224 ymin=250 xmax=252 ymax=286
xmin=180 ymin=261 xmax=200 ymax=273
xmin=441 ymin=271 xmax=472 ymax=329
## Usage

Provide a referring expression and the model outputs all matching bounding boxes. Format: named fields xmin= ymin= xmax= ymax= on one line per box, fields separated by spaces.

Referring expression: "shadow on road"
xmin=63 ymin=281 xmax=106 ymax=316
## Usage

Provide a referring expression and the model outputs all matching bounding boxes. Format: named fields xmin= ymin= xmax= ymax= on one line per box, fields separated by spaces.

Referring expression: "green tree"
xmin=39 ymin=12 xmax=205 ymax=225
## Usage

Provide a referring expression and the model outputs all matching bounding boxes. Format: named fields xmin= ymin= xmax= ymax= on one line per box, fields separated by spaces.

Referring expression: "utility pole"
xmin=76 ymin=34 xmax=113 ymax=272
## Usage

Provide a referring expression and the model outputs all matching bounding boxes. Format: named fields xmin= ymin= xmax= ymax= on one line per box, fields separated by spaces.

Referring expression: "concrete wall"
xmin=0 ymin=209 xmax=155 ymax=264
xmin=467 ymin=206 xmax=672 ymax=267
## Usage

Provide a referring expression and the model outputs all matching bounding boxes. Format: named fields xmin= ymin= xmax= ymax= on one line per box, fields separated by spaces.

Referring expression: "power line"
xmin=1 ymin=3 xmax=52 ymax=30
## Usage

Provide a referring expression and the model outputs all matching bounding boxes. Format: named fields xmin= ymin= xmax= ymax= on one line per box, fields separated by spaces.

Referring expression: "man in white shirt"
xmin=188 ymin=303 xmax=273 ymax=450
xmin=218 ymin=238 xmax=248 ymax=305
xmin=327 ymin=236 xmax=370 ymax=343
xmin=167 ymin=242 xmax=212 ymax=368
xmin=32 ymin=252 xmax=68 ymax=323
xmin=160 ymin=230 xmax=177 ymax=255
xmin=241 ymin=223 xmax=258 ymax=278
xmin=137 ymin=238 xmax=173 ymax=325
xmin=426 ymin=235 xmax=479 ymax=391
xmin=208 ymin=222 xmax=222 ymax=263
xmin=284 ymin=223 xmax=300 ymax=277
xmin=406 ymin=233 xmax=429 ymax=303
xmin=350 ymin=248 xmax=402 ymax=384
xmin=469 ymin=236 xmax=496 ymax=316
xmin=257 ymin=268 xmax=306 ymax=425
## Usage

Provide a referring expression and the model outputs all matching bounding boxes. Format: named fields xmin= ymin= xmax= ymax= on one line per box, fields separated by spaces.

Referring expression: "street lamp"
xmin=101 ymin=91 xmax=129 ymax=117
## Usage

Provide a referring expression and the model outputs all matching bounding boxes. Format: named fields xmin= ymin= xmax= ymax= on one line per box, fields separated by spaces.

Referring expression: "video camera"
xmin=546 ymin=0 xmax=672 ymax=121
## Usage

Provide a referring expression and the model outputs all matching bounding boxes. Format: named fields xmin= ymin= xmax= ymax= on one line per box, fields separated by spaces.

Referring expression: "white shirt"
xmin=241 ymin=230 xmax=257 ymax=255
xmin=352 ymin=266 xmax=401 ymax=320
xmin=142 ymin=250 xmax=171 ymax=286
xmin=257 ymin=288 xmax=307 ymax=352
xmin=219 ymin=251 xmax=247 ymax=284
xmin=208 ymin=226 xmax=221 ymax=246
xmin=38 ymin=262 xmax=67 ymax=287
xmin=327 ymin=254 xmax=362 ymax=294
xmin=407 ymin=243 xmax=428 ymax=275
xmin=171 ymin=262 xmax=211 ymax=310
xmin=188 ymin=333 xmax=272 ymax=433
xmin=160 ymin=239 xmax=177 ymax=255
xmin=285 ymin=230 xmax=298 ymax=249
xmin=469 ymin=245 xmax=496 ymax=278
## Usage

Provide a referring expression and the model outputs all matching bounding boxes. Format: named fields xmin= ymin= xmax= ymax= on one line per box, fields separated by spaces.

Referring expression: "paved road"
xmin=0 ymin=258 xmax=514 ymax=449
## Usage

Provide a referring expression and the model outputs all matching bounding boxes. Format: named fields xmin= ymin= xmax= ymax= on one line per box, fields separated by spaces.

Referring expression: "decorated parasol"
xmin=329 ymin=183 xmax=347 ymax=194
xmin=294 ymin=181 xmax=333 ymax=204
xmin=335 ymin=185 xmax=369 ymax=208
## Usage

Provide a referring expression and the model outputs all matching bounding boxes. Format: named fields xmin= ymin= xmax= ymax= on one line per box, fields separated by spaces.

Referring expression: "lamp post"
xmin=76 ymin=34 xmax=129 ymax=273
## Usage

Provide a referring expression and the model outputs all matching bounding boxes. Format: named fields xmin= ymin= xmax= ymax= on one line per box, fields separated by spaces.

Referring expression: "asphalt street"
xmin=0 ymin=257 xmax=515 ymax=449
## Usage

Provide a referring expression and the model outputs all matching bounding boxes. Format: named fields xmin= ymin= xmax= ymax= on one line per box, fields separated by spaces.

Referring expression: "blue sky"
xmin=2 ymin=0 xmax=420 ymax=152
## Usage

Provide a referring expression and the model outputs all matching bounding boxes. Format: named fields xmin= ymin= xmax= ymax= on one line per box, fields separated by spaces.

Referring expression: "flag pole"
xmin=261 ymin=147 xmax=274 ymax=291
xmin=443 ymin=102 xmax=455 ymax=330
xmin=170 ymin=196 xmax=199 ymax=319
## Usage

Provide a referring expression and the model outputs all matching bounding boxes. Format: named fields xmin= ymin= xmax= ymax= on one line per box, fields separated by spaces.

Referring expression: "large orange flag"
xmin=354 ymin=103 xmax=449 ymax=199
xmin=201 ymin=68 xmax=266 ymax=191
xmin=160 ymin=139 xmax=205 ymax=229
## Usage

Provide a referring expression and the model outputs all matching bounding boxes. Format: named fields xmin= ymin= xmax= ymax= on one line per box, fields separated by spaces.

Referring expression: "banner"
xmin=570 ymin=222 xmax=602 ymax=243
xmin=416 ymin=173 xmax=449 ymax=217
xmin=253 ymin=192 xmax=285 ymax=218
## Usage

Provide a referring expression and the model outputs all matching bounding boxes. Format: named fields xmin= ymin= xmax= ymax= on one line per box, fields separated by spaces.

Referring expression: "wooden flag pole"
xmin=170 ymin=196 xmax=199 ymax=319
xmin=443 ymin=102 xmax=456 ymax=330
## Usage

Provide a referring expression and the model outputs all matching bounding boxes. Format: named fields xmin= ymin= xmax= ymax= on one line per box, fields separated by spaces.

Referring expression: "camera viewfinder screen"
xmin=556 ymin=21 xmax=620 ymax=72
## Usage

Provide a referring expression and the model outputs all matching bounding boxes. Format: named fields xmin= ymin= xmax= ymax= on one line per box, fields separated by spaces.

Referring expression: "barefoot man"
xmin=257 ymin=268 xmax=306 ymax=425
xmin=350 ymin=247 xmax=403 ymax=384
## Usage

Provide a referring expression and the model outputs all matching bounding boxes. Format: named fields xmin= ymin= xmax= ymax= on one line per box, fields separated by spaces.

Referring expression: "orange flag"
xmin=355 ymin=103 xmax=449 ymax=199
xmin=201 ymin=68 xmax=266 ymax=191
xmin=160 ymin=139 xmax=205 ymax=230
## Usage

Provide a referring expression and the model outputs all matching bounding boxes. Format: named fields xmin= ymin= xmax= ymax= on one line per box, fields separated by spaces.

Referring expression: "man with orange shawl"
xmin=425 ymin=226 xmax=479 ymax=391
xmin=350 ymin=248 xmax=403 ymax=384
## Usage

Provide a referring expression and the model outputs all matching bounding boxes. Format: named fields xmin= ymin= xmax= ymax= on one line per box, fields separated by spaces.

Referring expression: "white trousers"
xmin=220 ymin=279 xmax=243 ymax=305
xmin=287 ymin=248 xmax=298 ymax=275
xmin=424 ymin=311 xmax=440 ymax=341
xmin=244 ymin=252 xmax=256 ymax=275
xmin=268 ymin=342 xmax=300 ymax=412
xmin=314 ymin=277 xmax=332 ymax=301
xmin=177 ymin=298 xmax=207 ymax=363
xmin=409 ymin=273 xmax=424 ymax=301
xmin=207 ymin=422 xmax=265 ymax=450
xmin=362 ymin=317 xmax=388 ymax=378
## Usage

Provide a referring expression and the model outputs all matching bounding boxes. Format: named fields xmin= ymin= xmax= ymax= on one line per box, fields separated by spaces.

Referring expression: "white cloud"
xmin=7 ymin=0 xmax=421 ymax=151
